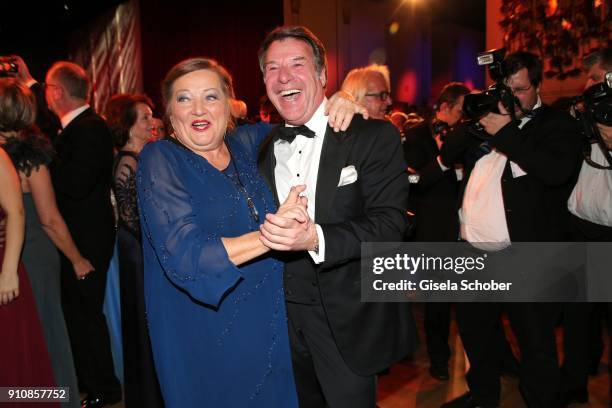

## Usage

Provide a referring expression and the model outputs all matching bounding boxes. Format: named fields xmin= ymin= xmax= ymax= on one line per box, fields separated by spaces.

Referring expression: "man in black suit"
xmin=45 ymin=61 xmax=120 ymax=408
xmin=404 ymin=82 xmax=468 ymax=381
xmin=563 ymin=47 xmax=612 ymax=405
xmin=439 ymin=52 xmax=582 ymax=407
xmin=257 ymin=26 xmax=416 ymax=407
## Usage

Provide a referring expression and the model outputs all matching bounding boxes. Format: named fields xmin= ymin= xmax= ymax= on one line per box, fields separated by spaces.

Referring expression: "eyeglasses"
xmin=365 ymin=91 xmax=391 ymax=101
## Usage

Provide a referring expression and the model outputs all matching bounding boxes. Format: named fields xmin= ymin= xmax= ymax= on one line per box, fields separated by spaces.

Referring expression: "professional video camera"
xmin=0 ymin=57 xmax=18 ymax=78
xmin=572 ymin=71 xmax=612 ymax=169
xmin=462 ymin=48 xmax=519 ymax=125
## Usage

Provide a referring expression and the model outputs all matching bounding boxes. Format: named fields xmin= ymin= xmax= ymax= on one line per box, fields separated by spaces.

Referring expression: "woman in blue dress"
xmin=136 ymin=58 xmax=310 ymax=407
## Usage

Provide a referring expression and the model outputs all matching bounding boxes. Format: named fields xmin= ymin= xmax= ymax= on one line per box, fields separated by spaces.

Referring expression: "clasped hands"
xmin=259 ymin=185 xmax=318 ymax=252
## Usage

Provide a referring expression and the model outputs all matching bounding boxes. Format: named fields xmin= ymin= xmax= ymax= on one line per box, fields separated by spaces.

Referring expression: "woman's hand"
xmin=0 ymin=270 xmax=19 ymax=305
xmin=276 ymin=185 xmax=309 ymax=225
xmin=260 ymin=185 xmax=318 ymax=251
xmin=325 ymin=90 xmax=369 ymax=132
xmin=73 ymin=257 xmax=95 ymax=280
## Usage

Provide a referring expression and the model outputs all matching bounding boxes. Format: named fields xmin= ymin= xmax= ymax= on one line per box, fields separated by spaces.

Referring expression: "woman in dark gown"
xmin=0 ymin=145 xmax=58 ymax=408
xmin=105 ymin=93 xmax=164 ymax=407
xmin=0 ymin=77 xmax=87 ymax=408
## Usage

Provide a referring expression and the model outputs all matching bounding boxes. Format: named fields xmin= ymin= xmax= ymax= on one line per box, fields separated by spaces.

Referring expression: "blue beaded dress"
xmin=136 ymin=124 xmax=296 ymax=408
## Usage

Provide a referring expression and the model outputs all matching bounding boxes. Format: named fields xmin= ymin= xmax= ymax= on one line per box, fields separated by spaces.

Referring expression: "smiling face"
xmin=129 ymin=102 xmax=155 ymax=144
xmin=362 ymin=72 xmax=391 ymax=120
xmin=263 ymin=38 xmax=327 ymax=126
xmin=168 ymin=69 xmax=230 ymax=154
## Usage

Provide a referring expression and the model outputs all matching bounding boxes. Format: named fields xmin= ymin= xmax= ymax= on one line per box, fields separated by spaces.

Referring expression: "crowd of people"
xmin=0 ymin=25 xmax=611 ymax=408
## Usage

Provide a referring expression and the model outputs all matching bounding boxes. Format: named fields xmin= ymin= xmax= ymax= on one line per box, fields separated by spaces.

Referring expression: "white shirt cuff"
xmin=308 ymin=224 xmax=325 ymax=264
xmin=437 ymin=155 xmax=450 ymax=171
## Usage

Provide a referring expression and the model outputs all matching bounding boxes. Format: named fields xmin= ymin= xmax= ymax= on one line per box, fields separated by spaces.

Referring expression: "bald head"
xmin=46 ymin=61 xmax=89 ymax=101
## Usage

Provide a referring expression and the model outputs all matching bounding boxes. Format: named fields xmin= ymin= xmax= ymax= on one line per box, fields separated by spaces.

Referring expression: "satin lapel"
xmin=257 ymin=131 xmax=280 ymax=205
xmin=315 ymin=126 xmax=352 ymax=223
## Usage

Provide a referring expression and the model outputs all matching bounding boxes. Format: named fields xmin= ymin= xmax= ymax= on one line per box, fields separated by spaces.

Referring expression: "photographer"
xmin=440 ymin=52 xmax=582 ymax=408
xmin=403 ymin=83 xmax=467 ymax=381
xmin=563 ymin=47 xmax=612 ymax=406
xmin=568 ymin=48 xmax=612 ymax=242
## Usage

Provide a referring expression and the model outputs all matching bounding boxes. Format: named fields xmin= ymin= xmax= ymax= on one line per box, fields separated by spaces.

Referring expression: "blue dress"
xmin=136 ymin=125 xmax=297 ymax=408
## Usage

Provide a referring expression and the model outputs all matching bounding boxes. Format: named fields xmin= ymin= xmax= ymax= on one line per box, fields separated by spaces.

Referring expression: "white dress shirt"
xmin=460 ymin=98 xmax=541 ymax=246
xmin=274 ymin=99 xmax=327 ymax=263
xmin=568 ymin=144 xmax=612 ymax=226
xmin=60 ymin=104 xmax=90 ymax=129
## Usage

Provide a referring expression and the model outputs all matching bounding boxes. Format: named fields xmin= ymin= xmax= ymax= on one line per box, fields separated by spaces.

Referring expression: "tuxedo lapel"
xmin=257 ymin=130 xmax=280 ymax=205
xmin=315 ymin=126 xmax=352 ymax=223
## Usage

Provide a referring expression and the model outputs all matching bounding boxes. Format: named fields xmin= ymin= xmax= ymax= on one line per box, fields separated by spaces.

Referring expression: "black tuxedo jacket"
xmin=259 ymin=115 xmax=417 ymax=376
xmin=441 ymin=106 xmax=582 ymax=241
xmin=50 ymin=108 xmax=115 ymax=269
xmin=403 ymin=122 xmax=460 ymax=241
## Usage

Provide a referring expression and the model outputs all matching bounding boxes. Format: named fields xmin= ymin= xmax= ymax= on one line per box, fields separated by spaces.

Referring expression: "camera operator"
xmin=0 ymin=55 xmax=60 ymax=140
xmin=439 ymin=51 xmax=582 ymax=408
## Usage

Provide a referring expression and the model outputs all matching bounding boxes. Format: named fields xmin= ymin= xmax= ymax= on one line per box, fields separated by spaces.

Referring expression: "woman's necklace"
xmin=225 ymin=143 xmax=260 ymax=224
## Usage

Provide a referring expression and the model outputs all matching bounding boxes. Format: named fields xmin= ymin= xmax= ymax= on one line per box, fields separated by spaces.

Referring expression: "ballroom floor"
xmin=107 ymin=304 xmax=611 ymax=408
xmin=377 ymin=305 xmax=611 ymax=408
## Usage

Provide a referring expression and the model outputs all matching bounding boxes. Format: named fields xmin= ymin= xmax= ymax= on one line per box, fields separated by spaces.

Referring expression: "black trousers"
xmin=60 ymin=249 xmax=121 ymax=399
xmin=563 ymin=214 xmax=612 ymax=397
xmin=456 ymin=302 xmax=561 ymax=407
xmin=424 ymin=302 xmax=451 ymax=368
xmin=286 ymin=302 xmax=376 ymax=408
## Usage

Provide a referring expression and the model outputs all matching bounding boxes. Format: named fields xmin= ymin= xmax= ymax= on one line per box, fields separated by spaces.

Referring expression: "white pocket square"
xmin=337 ymin=165 xmax=358 ymax=187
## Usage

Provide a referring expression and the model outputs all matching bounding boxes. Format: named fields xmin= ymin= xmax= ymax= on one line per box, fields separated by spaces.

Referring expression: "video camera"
xmin=0 ymin=57 xmax=18 ymax=78
xmin=572 ymin=71 xmax=612 ymax=169
xmin=462 ymin=48 xmax=519 ymax=124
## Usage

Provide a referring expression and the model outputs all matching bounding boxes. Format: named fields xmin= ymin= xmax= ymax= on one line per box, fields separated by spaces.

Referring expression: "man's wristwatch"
xmin=311 ymin=231 xmax=319 ymax=255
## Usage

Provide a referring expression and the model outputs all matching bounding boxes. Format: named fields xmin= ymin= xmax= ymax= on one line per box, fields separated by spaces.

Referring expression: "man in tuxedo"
xmin=404 ymin=82 xmax=468 ymax=381
xmin=257 ymin=26 xmax=416 ymax=407
xmin=563 ymin=47 xmax=612 ymax=405
xmin=439 ymin=52 xmax=582 ymax=407
xmin=45 ymin=61 xmax=120 ymax=408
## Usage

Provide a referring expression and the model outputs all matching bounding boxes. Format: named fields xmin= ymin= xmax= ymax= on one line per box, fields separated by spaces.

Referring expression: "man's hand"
xmin=325 ymin=90 xmax=369 ymax=132
xmin=597 ymin=123 xmax=612 ymax=150
xmin=479 ymin=102 xmax=512 ymax=136
xmin=260 ymin=184 xmax=317 ymax=251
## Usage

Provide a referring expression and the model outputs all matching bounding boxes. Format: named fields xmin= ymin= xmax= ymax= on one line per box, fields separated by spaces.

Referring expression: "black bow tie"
xmin=277 ymin=124 xmax=316 ymax=143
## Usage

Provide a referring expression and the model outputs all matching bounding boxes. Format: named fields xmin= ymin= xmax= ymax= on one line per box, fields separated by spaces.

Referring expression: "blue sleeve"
xmin=137 ymin=143 xmax=243 ymax=307
xmin=227 ymin=122 xmax=274 ymax=159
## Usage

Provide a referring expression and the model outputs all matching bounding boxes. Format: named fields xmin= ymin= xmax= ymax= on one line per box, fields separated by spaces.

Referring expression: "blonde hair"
xmin=341 ymin=64 xmax=390 ymax=103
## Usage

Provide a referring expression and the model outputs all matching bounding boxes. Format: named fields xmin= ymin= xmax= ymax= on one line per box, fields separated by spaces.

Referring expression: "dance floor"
xmin=378 ymin=305 xmax=611 ymax=408
xmin=107 ymin=304 xmax=611 ymax=408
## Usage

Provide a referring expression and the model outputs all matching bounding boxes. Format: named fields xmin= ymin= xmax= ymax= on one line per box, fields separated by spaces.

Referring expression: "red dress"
xmin=0 ymin=211 xmax=59 ymax=408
